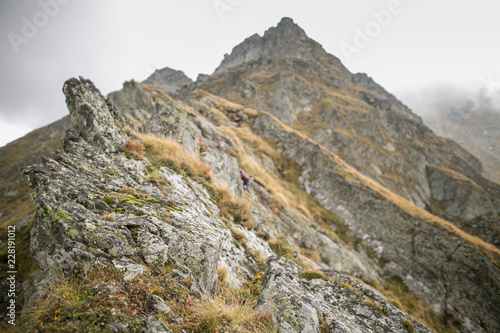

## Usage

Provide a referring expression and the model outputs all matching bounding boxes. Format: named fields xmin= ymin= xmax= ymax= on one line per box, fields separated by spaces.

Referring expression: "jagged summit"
xmin=213 ymin=17 xmax=336 ymax=75
xmin=143 ymin=67 xmax=193 ymax=96
xmin=263 ymin=17 xmax=308 ymax=41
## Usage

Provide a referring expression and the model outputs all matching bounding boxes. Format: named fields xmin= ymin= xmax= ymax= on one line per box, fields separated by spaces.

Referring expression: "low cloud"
xmin=396 ymin=79 xmax=500 ymax=121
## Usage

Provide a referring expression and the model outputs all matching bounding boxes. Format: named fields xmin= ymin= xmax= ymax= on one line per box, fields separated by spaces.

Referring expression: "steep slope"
xmin=0 ymin=116 xmax=70 ymax=315
xmin=193 ymin=18 xmax=500 ymax=247
xmin=0 ymin=116 xmax=70 ymax=230
xmin=424 ymin=107 xmax=500 ymax=183
xmin=15 ymin=77 xmax=435 ymax=332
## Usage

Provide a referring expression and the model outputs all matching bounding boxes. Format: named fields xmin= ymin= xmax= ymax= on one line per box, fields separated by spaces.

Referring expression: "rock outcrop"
xmin=258 ymin=256 xmax=432 ymax=333
xmin=143 ymin=67 xmax=193 ymax=97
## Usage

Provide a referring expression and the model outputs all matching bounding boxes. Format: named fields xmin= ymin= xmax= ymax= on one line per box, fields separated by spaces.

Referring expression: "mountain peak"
xmin=263 ymin=17 xmax=307 ymax=41
xmin=212 ymin=17 xmax=327 ymax=74
xmin=143 ymin=67 xmax=192 ymax=96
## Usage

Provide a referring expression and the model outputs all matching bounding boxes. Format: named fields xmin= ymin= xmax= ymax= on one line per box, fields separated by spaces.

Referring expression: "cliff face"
xmin=2 ymin=17 xmax=500 ymax=333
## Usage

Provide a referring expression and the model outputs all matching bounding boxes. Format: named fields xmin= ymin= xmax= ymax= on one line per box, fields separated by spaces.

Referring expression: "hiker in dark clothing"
xmin=240 ymin=170 xmax=251 ymax=193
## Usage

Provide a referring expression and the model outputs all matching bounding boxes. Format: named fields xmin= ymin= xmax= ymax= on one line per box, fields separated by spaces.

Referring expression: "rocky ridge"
xmin=16 ymin=74 xmax=500 ymax=332
xmin=15 ymin=77 xmax=410 ymax=332
xmin=0 ymin=17 xmax=499 ymax=333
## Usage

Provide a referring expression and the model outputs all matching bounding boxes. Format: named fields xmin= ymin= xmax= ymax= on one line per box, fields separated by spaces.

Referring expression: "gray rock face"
xmin=107 ymin=80 xmax=157 ymax=132
xmin=63 ymin=77 xmax=126 ymax=153
xmin=426 ymin=164 xmax=499 ymax=245
xmin=143 ymin=67 xmax=193 ymax=96
xmin=214 ymin=17 xmax=348 ymax=77
xmin=23 ymin=78 xmax=235 ymax=299
xmin=258 ymin=256 xmax=432 ymax=333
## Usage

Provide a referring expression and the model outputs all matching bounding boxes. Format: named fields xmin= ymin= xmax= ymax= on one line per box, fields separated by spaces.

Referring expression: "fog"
xmin=396 ymin=78 xmax=500 ymax=121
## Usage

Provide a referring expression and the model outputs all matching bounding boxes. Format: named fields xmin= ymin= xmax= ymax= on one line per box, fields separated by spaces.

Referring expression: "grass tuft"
xmin=300 ymin=269 xmax=325 ymax=281
xmin=269 ymin=235 xmax=296 ymax=261
xmin=123 ymin=138 xmax=145 ymax=160
xmin=403 ymin=318 xmax=416 ymax=333
xmin=231 ymin=229 xmax=247 ymax=245
xmin=12 ymin=262 xmax=276 ymax=333
xmin=136 ymin=132 xmax=212 ymax=182
xmin=204 ymin=183 xmax=255 ymax=229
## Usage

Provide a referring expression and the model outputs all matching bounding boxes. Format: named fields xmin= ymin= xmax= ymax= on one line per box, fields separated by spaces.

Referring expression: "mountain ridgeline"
xmin=1 ymin=17 xmax=499 ymax=332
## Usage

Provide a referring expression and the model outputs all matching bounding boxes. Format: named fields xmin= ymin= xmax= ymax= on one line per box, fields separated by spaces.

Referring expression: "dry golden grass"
xmin=193 ymin=100 xmax=231 ymax=124
xmin=101 ymin=214 xmax=115 ymax=221
xmin=269 ymin=235 xmax=297 ymax=261
xmin=363 ymin=299 xmax=388 ymax=316
xmin=428 ymin=164 xmax=480 ymax=188
xmin=206 ymin=185 xmax=255 ymax=229
xmin=15 ymin=263 xmax=275 ymax=333
xmin=185 ymin=288 xmax=276 ymax=333
xmin=243 ymin=108 xmax=259 ymax=117
xmin=299 ymin=248 xmax=322 ymax=263
xmin=402 ymin=318 xmax=416 ymax=333
xmin=318 ymin=314 xmax=329 ymax=333
xmin=219 ymin=126 xmax=310 ymax=216
xmin=217 ymin=266 xmax=228 ymax=284
xmin=299 ymin=269 xmax=326 ymax=281
xmin=219 ymin=126 xmax=279 ymax=159
xmin=139 ymin=82 xmax=174 ymax=103
xmin=231 ymin=228 xmax=247 ymax=245
xmin=136 ymin=132 xmax=212 ymax=182
xmin=123 ymin=138 xmax=145 ymax=160
xmin=370 ymin=277 xmax=453 ymax=333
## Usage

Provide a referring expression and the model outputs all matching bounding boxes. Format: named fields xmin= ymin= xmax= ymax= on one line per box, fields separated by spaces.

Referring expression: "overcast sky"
xmin=1 ymin=0 xmax=499 ymax=147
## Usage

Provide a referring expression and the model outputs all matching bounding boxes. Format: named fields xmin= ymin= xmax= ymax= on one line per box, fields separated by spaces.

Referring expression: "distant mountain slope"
xmin=0 ymin=116 xmax=70 ymax=316
xmin=424 ymin=107 xmax=500 ymax=184
xmin=191 ymin=17 xmax=499 ymax=247
xmin=0 ymin=116 xmax=70 ymax=230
